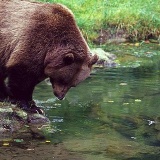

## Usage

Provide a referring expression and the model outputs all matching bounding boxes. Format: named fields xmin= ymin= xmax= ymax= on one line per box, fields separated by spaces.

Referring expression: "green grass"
xmin=38 ymin=0 xmax=160 ymax=43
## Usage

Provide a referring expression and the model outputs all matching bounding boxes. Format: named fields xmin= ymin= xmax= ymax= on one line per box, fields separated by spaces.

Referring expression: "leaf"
xmin=14 ymin=139 xmax=24 ymax=143
xmin=135 ymin=99 xmax=141 ymax=102
xmin=3 ymin=142 xmax=9 ymax=146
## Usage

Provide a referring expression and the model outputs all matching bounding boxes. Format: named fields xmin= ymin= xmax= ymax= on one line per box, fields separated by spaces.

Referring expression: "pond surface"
xmin=1 ymin=43 xmax=160 ymax=160
xmin=34 ymin=43 xmax=160 ymax=160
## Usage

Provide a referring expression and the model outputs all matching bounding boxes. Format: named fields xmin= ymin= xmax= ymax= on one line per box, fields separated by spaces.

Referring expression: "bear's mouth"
xmin=49 ymin=78 xmax=70 ymax=100
xmin=52 ymin=83 xmax=70 ymax=100
xmin=54 ymin=89 xmax=66 ymax=100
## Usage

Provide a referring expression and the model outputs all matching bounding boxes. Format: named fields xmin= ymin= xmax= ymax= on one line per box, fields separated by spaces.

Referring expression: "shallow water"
xmin=1 ymin=43 xmax=160 ymax=160
xmin=34 ymin=43 xmax=160 ymax=160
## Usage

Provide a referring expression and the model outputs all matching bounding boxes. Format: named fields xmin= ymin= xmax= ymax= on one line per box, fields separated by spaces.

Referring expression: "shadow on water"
xmin=0 ymin=43 xmax=160 ymax=160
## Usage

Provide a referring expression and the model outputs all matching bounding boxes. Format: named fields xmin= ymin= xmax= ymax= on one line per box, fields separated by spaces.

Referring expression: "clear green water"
xmin=33 ymin=44 xmax=160 ymax=160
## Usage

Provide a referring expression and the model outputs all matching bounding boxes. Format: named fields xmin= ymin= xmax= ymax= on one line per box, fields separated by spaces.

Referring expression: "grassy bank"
xmin=38 ymin=0 xmax=160 ymax=43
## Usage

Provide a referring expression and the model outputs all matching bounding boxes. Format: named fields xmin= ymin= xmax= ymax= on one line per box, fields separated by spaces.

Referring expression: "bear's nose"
xmin=52 ymin=83 xmax=70 ymax=100
xmin=54 ymin=91 xmax=65 ymax=100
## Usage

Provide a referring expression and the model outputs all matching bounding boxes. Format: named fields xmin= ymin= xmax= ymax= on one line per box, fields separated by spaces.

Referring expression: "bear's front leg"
xmin=15 ymin=100 xmax=44 ymax=115
xmin=0 ymin=73 xmax=8 ymax=101
xmin=0 ymin=79 xmax=8 ymax=101
xmin=7 ymin=70 xmax=44 ymax=114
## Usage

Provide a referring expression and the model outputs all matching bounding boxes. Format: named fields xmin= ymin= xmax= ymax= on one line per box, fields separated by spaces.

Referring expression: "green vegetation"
xmin=38 ymin=0 xmax=160 ymax=43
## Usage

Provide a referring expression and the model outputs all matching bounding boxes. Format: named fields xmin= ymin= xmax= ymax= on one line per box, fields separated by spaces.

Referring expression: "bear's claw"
xmin=15 ymin=100 xmax=44 ymax=115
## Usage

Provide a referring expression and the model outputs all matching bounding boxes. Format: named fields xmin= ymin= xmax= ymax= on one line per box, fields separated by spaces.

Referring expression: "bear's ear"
xmin=63 ymin=53 xmax=75 ymax=65
xmin=89 ymin=54 xmax=98 ymax=66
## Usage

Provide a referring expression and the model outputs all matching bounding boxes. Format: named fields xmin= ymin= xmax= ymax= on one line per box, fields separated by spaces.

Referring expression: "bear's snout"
xmin=54 ymin=91 xmax=65 ymax=100
xmin=53 ymin=84 xmax=69 ymax=100
xmin=54 ymin=90 xmax=66 ymax=100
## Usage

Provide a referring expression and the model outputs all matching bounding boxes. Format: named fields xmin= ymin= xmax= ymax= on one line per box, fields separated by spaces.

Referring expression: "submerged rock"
xmin=155 ymin=117 xmax=160 ymax=141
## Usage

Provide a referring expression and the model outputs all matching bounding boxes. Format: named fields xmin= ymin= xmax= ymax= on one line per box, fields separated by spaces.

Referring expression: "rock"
xmin=0 ymin=102 xmax=52 ymax=140
xmin=91 ymin=48 xmax=117 ymax=67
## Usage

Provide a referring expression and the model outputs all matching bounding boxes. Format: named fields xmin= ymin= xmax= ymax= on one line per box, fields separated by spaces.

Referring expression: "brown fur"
xmin=0 ymin=0 xmax=98 ymax=112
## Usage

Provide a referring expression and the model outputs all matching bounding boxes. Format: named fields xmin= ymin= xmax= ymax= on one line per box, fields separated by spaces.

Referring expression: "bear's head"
xmin=44 ymin=4 xmax=98 ymax=100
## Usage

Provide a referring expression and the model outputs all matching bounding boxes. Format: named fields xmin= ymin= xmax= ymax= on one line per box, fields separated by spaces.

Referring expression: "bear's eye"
xmin=63 ymin=53 xmax=74 ymax=65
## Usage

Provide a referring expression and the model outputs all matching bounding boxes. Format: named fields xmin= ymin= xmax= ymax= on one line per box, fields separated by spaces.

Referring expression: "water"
xmin=1 ymin=43 xmax=160 ymax=160
xmin=33 ymin=43 xmax=160 ymax=160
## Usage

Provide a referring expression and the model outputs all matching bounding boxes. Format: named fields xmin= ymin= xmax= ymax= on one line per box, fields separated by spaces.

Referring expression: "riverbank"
xmin=39 ymin=0 xmax=160 ymax=43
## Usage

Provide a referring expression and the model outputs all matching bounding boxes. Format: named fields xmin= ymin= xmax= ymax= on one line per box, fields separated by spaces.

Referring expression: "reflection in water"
xmin=33 ymin=63 xmax=160 ymax=159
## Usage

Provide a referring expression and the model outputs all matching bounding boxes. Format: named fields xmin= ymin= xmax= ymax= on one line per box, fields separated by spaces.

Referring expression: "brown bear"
xmin=0 ymin=0 xmax=98 ymax=114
